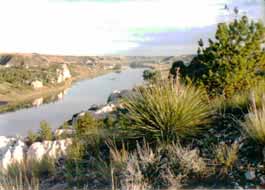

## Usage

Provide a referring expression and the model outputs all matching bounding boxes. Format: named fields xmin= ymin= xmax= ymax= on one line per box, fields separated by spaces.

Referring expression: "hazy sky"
xmin=0 ymin=0 xmax=263 ymax=56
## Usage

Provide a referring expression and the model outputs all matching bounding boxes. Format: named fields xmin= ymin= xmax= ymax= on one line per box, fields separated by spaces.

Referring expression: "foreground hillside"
xmin=2 ymin=14 xmax=264 ymax=189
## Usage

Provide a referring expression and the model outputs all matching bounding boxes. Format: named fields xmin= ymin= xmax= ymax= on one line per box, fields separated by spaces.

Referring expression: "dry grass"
xmin=0 ymin=176 xmax=39 ymax=190
xmin=166 ymin=142 xmax=208 ymax=176
xmin=242 ymin=93 xmax=265 ymax=144
xmin=0 ymin=156 xmax=58 ymax=190
xmin=117 ymin=141 xmax=208 ymax=189
xmin=214 ymin=142 xmax=239 ymax=175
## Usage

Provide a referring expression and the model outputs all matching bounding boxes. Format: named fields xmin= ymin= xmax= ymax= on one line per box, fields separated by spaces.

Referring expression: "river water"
xmin=0 ymin=68 xmax=146 ymax=136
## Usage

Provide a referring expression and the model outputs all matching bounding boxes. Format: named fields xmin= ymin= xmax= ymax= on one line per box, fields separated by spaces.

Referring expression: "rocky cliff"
xmin=0 ymin=89 xmax=129 ymax=170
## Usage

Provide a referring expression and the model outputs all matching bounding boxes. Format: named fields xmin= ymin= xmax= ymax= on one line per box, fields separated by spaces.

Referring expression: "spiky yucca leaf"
xmin=123 ymin=81 xmax=213 ymax=142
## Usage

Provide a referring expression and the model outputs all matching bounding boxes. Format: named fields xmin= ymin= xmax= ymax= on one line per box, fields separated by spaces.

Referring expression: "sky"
xmin=0 ymin=0 xmax=263 ymax=56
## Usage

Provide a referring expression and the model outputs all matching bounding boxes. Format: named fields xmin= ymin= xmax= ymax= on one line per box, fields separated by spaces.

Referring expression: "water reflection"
xmin=9 ymin=88 xmax=71 ymax=111
xmin=32 ymin=88 xmax=70 ymax=107
xmin=0 ymin=68 xmax=146 ymax=136
xmin=32 ymin=97 xmax=43 ymax=107
xmin=57 ymin=88 xmax=69 ymax=100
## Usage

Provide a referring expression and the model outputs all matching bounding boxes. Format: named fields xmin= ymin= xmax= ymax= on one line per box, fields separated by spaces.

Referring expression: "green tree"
xmin=181 ymin=16 xmax=265 ymax=97
xmin=39 ymin=121 xmax=53 ymax=141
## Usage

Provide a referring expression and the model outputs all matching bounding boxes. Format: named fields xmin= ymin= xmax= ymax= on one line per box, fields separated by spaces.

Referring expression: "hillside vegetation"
xmin=2 ymin=14 xmax=265 ymax=190
xmin=0 ymin=53 xmax=130 ymax=112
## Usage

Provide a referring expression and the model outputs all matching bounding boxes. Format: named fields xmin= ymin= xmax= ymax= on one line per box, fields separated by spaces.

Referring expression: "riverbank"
xmin=0 ymin=67 xmax=146 ymax=136
xmin=0 ymin=64 xmax=114 ymax=113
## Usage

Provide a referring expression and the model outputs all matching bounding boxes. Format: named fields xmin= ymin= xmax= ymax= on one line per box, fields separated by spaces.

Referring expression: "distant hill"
xmin=160 ymin=55 xmax=195 ymax=64
xmin=0 ymin=53 xmax=195 ymax=68
xmin=0 ymin=53 xmax=128 ymax=67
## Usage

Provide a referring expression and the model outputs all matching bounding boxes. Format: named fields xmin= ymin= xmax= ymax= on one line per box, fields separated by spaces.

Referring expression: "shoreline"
xmin=0 ymin=66 xmax=114 ymax=114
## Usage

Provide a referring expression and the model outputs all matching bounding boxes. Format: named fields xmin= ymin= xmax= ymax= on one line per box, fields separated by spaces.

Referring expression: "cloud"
xmin=0 ymin=0 xmax=238 ymax=55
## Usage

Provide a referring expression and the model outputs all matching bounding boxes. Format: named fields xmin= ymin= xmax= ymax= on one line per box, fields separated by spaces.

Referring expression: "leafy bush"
xmin=177 ymin=16 xmax=265 ymax=97
xmin=39 ymin=121 xmax=53 ymax=141
xmin=65 ymin=113 xmax=106 ymax=186
xmin=143 ymin=70 xmax=161 ymax=82
xmin=75 ymin=113 xmax=102 ymax=138
xmin=0 ymin=65 xmax=61 ymax=88
xmin=27 ymin=130 xmax=39 ymax=145
xmin=30 ymin=156 xmax=56 ymax=178
xmin=122 ymin=81 xmax=213 ymax=143
xmin=66 ymin=140 xmax=85 ymax=161
xmin=65 ymin=139 xmax=87 ymax=185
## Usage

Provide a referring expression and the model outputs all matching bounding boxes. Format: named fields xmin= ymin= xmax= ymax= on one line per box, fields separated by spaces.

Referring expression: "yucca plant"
xmin=242 ymin=93 xmax=265 ymax=144
xmin=122 ymin=81 xmax=213 ymax=143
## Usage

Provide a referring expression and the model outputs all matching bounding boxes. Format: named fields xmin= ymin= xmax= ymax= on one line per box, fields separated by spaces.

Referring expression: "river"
xmin=0 ymin=68 xmax=146 ymax=136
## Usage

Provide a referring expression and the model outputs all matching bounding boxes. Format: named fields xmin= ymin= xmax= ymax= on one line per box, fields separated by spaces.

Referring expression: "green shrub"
xmin=65 ymin=113 xmax=106 ymax=186
xmin=75 ymin=113 xmax=102 ymax=138
xmin=143 ymin=70 xmax=161 ymax=82
xmin=30 ymin=156 xmax=56 ymax=178
xmin=122 ymin=81 xmax=213 ymax=143
xmin=0 ymin=65 xmax=61 ymax=88
xmin=27 ymin=130 xmax=39 ymax=145
xmin=60 ymin=122 xmax=70 ymax=129
xmin=178 ymin=15 xmax=265 ymax=97
xmin=65 ymin=139 xmax=86 ymax=185
xmin=39 ymin=121 xmax=53 ymax=141
xmin=66 ymin=140 xmax=85 ymax=161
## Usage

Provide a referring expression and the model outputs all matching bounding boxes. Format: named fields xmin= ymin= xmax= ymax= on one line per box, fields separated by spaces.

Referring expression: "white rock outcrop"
xmin=95 ymin=103 xmax=116 ymax=115
xmin=107 ymin=89 xmax=133 ymax=103
xmin=27 ymin=139 xmax=72 ymax=161
xmin=56 ymin=64 xmax=71 ymax=83
xmin=0 ymin=137 xmax=27 ymax=170
xmin=0 ymin=137 xmax=72 ymax=170
xmin=31 ymin=80 xmax=43 ymax=89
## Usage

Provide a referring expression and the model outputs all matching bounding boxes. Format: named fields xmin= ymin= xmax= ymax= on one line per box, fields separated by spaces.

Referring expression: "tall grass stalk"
xmin=0 ymin=162 xmax=39 ymax=190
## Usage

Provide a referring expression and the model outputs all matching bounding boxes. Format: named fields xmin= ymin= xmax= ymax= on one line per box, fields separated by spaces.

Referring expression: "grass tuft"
xmin=122 ymin=81 xmax=213 ymax=143
xmin=242 ymin=93 xmax=265 ymax=144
